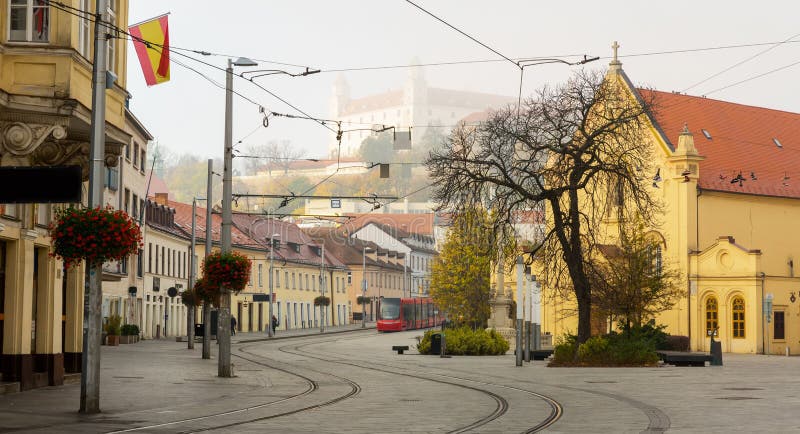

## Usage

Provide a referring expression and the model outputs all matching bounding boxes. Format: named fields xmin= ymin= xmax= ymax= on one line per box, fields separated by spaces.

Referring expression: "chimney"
xmin=154 ymin=192 xmax=169 ymax=206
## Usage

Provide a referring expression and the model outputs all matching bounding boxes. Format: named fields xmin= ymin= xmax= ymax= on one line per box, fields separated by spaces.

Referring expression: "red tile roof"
xmin=640 ymin=89 xmax=800 ymax=199
xmin=169 ymin=201 xmax=261 ymax=250
xmin=231 ymin=214 xmax=346 ymax=268
xmin=343 ymin=213 xmax=435 ymax=236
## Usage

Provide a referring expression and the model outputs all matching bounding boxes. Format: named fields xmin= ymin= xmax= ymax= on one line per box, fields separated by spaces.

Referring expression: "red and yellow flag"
xmin=129 ymin=15 xmax=170 ymax=86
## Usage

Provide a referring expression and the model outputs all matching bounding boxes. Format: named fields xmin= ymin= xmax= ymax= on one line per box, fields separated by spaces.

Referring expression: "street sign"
xmin=0 ymin=165 xmax=81 ymax=203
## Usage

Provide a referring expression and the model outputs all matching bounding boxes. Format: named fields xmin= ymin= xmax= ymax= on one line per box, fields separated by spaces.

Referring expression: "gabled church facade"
xmin=542 ymin=53 xmax=800 ymax=355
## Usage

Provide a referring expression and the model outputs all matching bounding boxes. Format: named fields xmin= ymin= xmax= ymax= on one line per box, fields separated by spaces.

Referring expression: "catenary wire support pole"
xmin=524 ymin=267 xmax=531 ymax=363
xmin=268 ymin=218 xmax=276 ymax=338
xmin=320 ymin=243 xmax=325 ymax=333
xmin=515 ymin=256 xmax=524 ymax=367
xmin=362 ymin=247 xmax=367 ymax=328
xmin=219 ymin=59 xmax=234 ymax=378
xmin=80 ymin=0 xmax=108 ymax=414
xmin=220 ymin=57 xmax=257 ymax=377
xmin=532 ymin=276 xmax=542 ymax=350
xmin=202 ymin=160 xmax=213 ymax=359
xmin=187 ymin=199 xmax=198 ymax=350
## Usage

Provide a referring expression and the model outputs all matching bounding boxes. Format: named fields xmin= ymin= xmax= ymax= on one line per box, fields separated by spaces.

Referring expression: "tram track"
xmin=273 ymin=333 xmax=563 ymax=433
xmin=106 ymin=329 xmax=562 ymax=433
xmin=104 ymin=340 xmax=362 ymax=434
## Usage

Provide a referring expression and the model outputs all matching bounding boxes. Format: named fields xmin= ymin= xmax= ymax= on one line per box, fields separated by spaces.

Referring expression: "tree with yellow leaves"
xmin=430 ymin=208 xmax=500 ymax=329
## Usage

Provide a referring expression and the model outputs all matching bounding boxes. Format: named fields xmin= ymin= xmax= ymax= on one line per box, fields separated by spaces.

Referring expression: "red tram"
xmin=377 ymin=297 xmax=444 ymax=332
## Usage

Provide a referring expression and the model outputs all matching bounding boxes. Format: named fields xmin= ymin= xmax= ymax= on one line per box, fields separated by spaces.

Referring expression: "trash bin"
xmin=195 ymin=323 xmax=204 ymax=338
xmin=430 ymin=332 xmax=442 ymax=355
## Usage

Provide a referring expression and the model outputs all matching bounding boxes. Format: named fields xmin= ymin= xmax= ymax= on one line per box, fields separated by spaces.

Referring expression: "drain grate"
xmin=585 ymin=380 xmax=617 ymax=384
xmin=400 ymin=399 xmax=421 ymax=402
xmin=723 ymin=387 xmax=763 ymax=391
xmin=716 ymin=396 xmax=761 ymax=400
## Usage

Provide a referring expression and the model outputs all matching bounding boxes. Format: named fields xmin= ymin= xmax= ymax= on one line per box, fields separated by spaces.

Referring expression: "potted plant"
xmin=120 ymin=324 xmax=140 ymax=344
xmin=105 ymin=315 xmax=122 ymax=346
xmin=49 ymin=206 xmax=143 ymax=268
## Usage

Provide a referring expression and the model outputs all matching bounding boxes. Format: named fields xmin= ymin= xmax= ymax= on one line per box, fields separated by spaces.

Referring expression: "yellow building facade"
xmin=540 ymin=57 xmax=800 ymax=354
xmin=1 ymin=0 xmax=140 ymax=389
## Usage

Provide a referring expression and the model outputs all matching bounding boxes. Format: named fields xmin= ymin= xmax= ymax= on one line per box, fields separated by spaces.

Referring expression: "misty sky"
xmin=126 ymin=1 xmax=800 ymax=160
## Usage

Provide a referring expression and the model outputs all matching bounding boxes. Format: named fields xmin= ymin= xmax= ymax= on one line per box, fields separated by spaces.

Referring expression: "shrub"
xmin=552 ymin=334 xmax=578 ymax=364
xmin=121 ymin=324 xmax=140 ymax=336
xmin=105 ymin=315 xmax=122 ymax=336
xmin=416 ymin=327 xmax=509 ymax=355
xmin=577 ymin=336 xmax=611 ymax=364
xmin=550 ymin=328 xmax=659 ymax=367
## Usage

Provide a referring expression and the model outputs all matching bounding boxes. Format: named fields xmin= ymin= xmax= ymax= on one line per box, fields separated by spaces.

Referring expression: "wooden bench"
xmin=392 ymin=345 xmax=410 ymax=355
xmin=656 ymin=350 xmax=713 ymax=367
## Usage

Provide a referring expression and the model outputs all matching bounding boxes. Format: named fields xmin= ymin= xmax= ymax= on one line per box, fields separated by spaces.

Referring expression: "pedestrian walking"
xmin=271 ymin=315 xmax=279 ymax=333
xmin=231 ymin=316 xmax=237 ymax=335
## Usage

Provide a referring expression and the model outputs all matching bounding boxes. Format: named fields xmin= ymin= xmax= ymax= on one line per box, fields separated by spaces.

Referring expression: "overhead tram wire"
xmin=47 ymin=1 xmax=335 ymax=136
xmin=682 ymin=31 xmax=800 ymax=93
xmin=45 ymin=2 xmax=800 ymax=75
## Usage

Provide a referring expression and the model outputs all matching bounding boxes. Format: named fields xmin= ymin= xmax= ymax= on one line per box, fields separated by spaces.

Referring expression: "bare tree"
xmin=426 ymin=70 xmax=657 ymax=344
xmin=266 ymin=140 xmax=305 ymax=175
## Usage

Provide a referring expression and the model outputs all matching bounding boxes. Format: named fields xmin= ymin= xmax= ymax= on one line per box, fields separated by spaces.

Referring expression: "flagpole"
xmin=128 ymin=12 xmax=171 ymax=29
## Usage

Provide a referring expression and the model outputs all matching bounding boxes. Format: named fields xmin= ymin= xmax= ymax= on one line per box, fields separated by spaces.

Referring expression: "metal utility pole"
xmin=515 ymin=256 xmax=523 ymax=367
xmin=218 ymin=59 xmax=235 ymax=377
xmin=268 ymin=228 xmax=276 ymax=338
xmin=403 ymin=261 xmax=407 ymax=299
xmin=80 ymin=0 xmax=108 ymax=414
xmin=532 ymin=276 xmax=541 ymax=350
xmin=362 ymin=247 xmax=367 ymax=328
xmin=320 ymin=243 xmax=325 ymax=333
xmin=219 ymin=57 xmax=256 ymax=377
xmin=202 ymin=160 xmax=213 ymax=359
xmin=187 ymin=199 xmax=197 ymax=350
xmin=523 ymin=269 xmax=531 ymax=363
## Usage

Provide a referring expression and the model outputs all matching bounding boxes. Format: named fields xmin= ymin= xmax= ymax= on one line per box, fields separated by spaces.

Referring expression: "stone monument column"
xmin=487 ymin=252 xmax=516 ymax=350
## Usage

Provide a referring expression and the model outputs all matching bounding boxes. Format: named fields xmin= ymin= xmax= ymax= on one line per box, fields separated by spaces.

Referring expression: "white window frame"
xmin=8 ymin=0 xmax=50 ymax=43
xmin=78 ymin=0 xmax=92 ymax=57
xmin=105 ymin=0 xmax=117 ymax=73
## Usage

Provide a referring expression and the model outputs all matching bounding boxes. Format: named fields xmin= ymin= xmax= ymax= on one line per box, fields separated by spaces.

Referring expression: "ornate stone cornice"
xmin=1 ymin=122 xmax=67 ymax=156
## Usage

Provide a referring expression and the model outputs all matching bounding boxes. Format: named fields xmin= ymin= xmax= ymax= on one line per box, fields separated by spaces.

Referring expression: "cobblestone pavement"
xmin=1 ymin=327 xmax=799 ymax=433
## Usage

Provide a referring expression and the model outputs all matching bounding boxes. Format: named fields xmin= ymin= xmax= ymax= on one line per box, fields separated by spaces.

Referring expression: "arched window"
xmin=732 ymin=297 xmax=745 ymax=338
xmin=705 ymin=297 xmax=718 ymax=336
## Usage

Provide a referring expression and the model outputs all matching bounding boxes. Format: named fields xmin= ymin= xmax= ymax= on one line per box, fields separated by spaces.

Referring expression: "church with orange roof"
xmin=541 ymin=47 xmax=800 ymax=355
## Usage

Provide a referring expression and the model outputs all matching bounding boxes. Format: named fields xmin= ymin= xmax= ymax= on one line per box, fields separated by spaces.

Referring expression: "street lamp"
xmin=220 ymin=56 xmax=257 ymax=378
xmin=268 ymin=231 xmax=280 ymax=338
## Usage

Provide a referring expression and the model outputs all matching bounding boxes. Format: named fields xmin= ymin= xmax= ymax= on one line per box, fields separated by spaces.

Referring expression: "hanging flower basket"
xmin=356 ymin=296 xmax=372 ymax=305
xmin=314 ymin=295 xmax=331 ymax=307
xmin=202 ymin=251 xmax=252 ymax=293
xmin=180 ymin=288 xmax=197 ymax=307
xmin=193 ymin=277 xmax=221 ymax=307
xmin=49 ymin=206 xmax=143 ymax=268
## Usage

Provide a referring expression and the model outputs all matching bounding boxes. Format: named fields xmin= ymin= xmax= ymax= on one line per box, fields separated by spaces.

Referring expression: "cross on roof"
xmin=612 ymin=41 xmax=620 ymax=62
